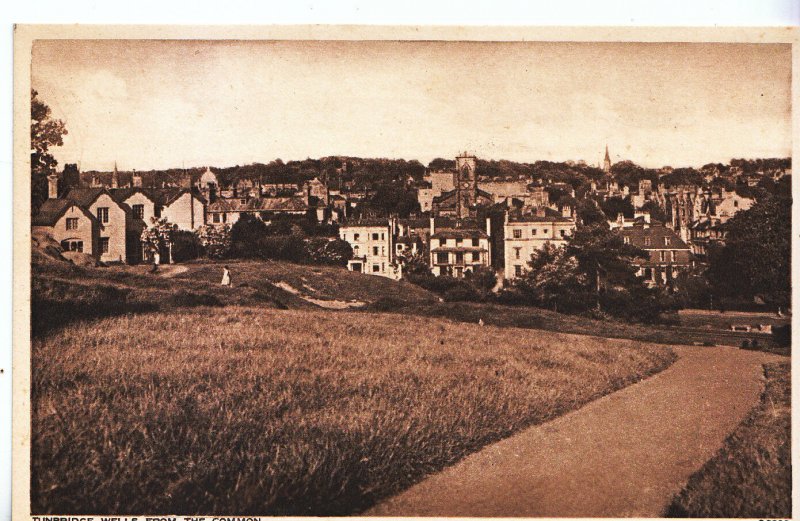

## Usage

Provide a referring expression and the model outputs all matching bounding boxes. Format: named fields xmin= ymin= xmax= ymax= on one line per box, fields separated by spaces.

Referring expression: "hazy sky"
xmin=31 ymin=40 xmax=791 ymax=171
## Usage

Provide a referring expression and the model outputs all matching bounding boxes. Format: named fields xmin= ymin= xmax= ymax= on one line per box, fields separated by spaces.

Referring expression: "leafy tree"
xmin=196 ymin=224 xmax=232 ymax=259
xmin=230 ymin=214 xmax=269 ymax=257
xmin=600 ymin=196 xmax=634 ymax=220
xmin=640 ymin=200 xmax=669 ymax=224
xmin=566 ymin=224 xmax=648 ymax=311
xmin=707 ymin=197 xmax=791 ymax=308
xmin=513 ymin=243 xmax=588 ymax=312
xmin=31 ymin=90 xmax=67 ymax=215
xmin=140 ymin=218 xmax=176 ymax=261
xmin=464 ymin=265 xmax=498 ymax=293
xmin=306 ymin=238 xmax=353 ymax=266
xmin=576 ymin=199 xmax=607 ymax=226
xmin=171 ymin=230 xmax=202 ymax=263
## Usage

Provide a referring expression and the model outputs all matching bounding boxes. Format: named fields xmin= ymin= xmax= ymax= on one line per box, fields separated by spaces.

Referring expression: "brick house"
xmin=618 ymin=223 xmax=693 ymax=287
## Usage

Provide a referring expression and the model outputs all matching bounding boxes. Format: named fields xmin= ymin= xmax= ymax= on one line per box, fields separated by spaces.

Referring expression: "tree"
xmin=196 ymin=224 xmax=232 ymax=259
xmin=230 ymin=214 xmax=269 ymax=257
xmin=600 ymin=196 xmax=634 ymax=220
xmin=31 ymin=90 xmax=67 ymax=215
xmin=566 ymin=224 xmax=648 ymax=311
xmin=140 ymin=218 xmax=177 ymax=262
xmin=513 ymin=243 xmax=588 ymax=312
xmin=640 ymin=200 xmax=669 ymax=224
xmin=576 ymin=199 xmax=608 ymax=227
xmin=306 ymin=237 xmax=353 ymax=266
xmin=706 ymin=197 xmax=791 ymax=308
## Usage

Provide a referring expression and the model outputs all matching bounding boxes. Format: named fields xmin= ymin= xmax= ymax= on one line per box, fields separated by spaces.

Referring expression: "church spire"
xmin=112 ymin=161 xmax=119 ymax=188
xmin=603 ymin=145 xmax=611 ymax=173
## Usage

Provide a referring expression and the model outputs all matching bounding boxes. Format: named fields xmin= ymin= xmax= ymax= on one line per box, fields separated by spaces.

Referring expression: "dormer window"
xmin=623 ymin=236 xmax=630 ymax=244
xmin=664 ymin=237 xmax=671 ymax=246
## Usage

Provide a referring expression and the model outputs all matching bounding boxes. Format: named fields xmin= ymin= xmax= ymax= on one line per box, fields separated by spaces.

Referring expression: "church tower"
xmin=603 ymin=145 xmax=612 ymax=173
xmin=454 ymin=151 xmax=477 ymax=219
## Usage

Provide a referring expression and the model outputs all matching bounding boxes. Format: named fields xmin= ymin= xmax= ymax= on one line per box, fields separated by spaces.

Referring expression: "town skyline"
xmin=32 ymin=40 xmax=791 ymax=172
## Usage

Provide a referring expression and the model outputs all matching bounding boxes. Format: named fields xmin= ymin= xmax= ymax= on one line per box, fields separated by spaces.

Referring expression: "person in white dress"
xmin=221 ymin=266 xmax=231 ymax=286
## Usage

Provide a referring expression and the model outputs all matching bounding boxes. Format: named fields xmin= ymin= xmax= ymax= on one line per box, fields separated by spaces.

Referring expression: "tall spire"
xmin=112 ymin=161 xmax=119 ymax=188
xmin=603 ymin=145 xmax=611 ymax=173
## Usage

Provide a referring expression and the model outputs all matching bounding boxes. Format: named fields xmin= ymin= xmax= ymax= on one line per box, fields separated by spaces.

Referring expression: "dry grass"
xmin=32 ymin=307 xmax=675 ymax=515
xmin=665 ymin=362 xmax=791 ymax=518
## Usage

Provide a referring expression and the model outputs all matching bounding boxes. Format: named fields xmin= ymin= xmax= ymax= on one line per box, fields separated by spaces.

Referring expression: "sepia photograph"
xmin=14 ymin=25 xmax=794 ymax=518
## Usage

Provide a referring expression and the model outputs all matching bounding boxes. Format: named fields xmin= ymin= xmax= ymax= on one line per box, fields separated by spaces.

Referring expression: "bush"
xmin=772 ymin=324 xmax=791 ymax=347
xmin=171 ymin=231 xmax=201 ymax=263
xmin=443 ymin=284 xmax=482 ymax=303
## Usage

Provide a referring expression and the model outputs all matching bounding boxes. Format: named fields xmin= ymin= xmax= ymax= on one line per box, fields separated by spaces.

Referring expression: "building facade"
xmin=339 ymin=219 xmax=399 ymax=279
xmin=503 ymin=208 xmax=577 ymax=280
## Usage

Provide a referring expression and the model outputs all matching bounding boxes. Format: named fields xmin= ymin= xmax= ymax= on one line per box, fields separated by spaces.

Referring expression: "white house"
xmin=503 ymin=207 xmax=576 ymax=280
xmin=339 ymin=218 xmax=399 ymax=279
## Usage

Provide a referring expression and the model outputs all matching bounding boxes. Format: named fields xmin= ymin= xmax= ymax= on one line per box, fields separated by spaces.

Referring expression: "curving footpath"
xmin=366 ymin=345 xmax=784 ymax=517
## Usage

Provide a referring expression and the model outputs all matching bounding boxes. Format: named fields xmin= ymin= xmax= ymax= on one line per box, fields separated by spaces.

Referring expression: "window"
xmin=66 ymin=218 xmax=78 ymax=230
xmin=664 ymin=237 xmax=671 ymax=246
xmin=623 ymin=236 xmax=630 ymax=244
xmin=644 ymin=237 xmax=651 ymax=246
xmin=513 ymin=229 xmax=522 ymax=239
xmin=97 ymin=207 xmax=109 ymax=223
xmin=381 ymin=233 xmax=385 ymax=240
xmin=644 ymin=267 xmax=653 ymax=280
xmin=353 ymin=246 xmax=359 ymax=255
xmin=514 ymin=265 xmax=523 ymax=276
xmin=353 ymin=233 xmax=360 ymax=241
xmin=372 ymin=264 xmax=380 ymax=273
xmin=734 ymin=200 xmax=739 ymax=208
xmin=99 ymin=237 xmax=110 ymax=254
xmin=132 ymin=204 xmax=144 ymax=220
xmin=213 ymin=213 xmax=221 ymax=223
xmin=670 ymin=250 xmax=676 ymax=262
xmin=373 ymin=246 xmax=379 ymax=256
xmin=61 ymin=240 xmax=83 ymax=253
xmin=454 ymin=252 xmax=464 ymax=264
xmin=222 ymin=213 xmax=227 ymax=223
xmin=660 ymin=251 xmax=667 ymax=262
xmin=436 ymin=252 xmax=449 ymax=264
xmin=397 ymin=244 xmax=403 ymax=251
xmin=532 ymin=229 xmax=537 ymax=235
xmin=472 ymin=237 xmax=479 ymax=246
xmin=456 ymin=237 xmax=463 ymax=246
xmin=514 ymin=247 xmax=521 ymax=260
xmin=471 ymin=252 xmax=480 ymax=262
xmin=372 ymin=233 xmax=379 ymax=240
xmin=560 ymin=230 xmax=567 ymax=238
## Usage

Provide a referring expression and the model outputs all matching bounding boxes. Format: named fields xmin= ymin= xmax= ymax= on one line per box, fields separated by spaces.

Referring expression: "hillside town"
xmin=33 ymin=148 xmax=789 ymax=292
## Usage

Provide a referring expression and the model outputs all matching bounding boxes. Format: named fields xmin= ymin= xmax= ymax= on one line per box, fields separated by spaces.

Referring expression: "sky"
xmin=31 ymin=40 xmax=791 ymax=171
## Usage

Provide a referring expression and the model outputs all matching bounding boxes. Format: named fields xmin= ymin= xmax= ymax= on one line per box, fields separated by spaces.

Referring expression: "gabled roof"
xmin=156 ymin=188 xmax=207 ymax=207
xmin=65 ymin=187 xmax=109 ymax=207
xmin=32 ymin=199 xmax=97 ymax=227
xmin=207 ymin=196 xmax=307 ymax=213
xmin=109 ymin=187 xmax=156 ymax=205
xmin=618 ymin=224 xmax=690 ymax=250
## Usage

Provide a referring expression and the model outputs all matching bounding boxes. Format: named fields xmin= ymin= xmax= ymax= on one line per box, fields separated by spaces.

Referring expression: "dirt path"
xmin=366 ymin=346 xmax=784 ymax=517
xmin=156 ymin=265 xmax=189 ymax=278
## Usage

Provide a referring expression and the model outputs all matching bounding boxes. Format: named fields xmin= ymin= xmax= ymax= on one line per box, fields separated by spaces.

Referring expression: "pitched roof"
xmin=618 ymin=224 xmax=690 ymax=250
xmin=207 ymin=196 xmax=307 ymax=213
xmin=32 ymin=199 xmax=96 ymax=227
xmin=109 ymin=187 xmax=156 ymax=205
xmin=431 ymin=229 xmax=488 ymax=240
xmin=65 ymin=187 xmax=108 ymax=207
xmin=508 ymin=207 xmax=573 ymax=223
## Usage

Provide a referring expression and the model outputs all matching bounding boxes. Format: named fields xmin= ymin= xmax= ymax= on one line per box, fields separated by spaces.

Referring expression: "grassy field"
xmin=665 ymin=362 xmax=791 ymax=518
xmin=363 ymin=300 xmax=790 ymax=354
xmin=31 ymin=307 xmax=675 ymax=515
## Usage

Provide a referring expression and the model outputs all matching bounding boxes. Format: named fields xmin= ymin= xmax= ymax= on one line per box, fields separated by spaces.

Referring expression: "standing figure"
xmin=151 ymin=249 xmax=160 ymax=273
xmin=221 ymin=266 xmax=231 ymax=286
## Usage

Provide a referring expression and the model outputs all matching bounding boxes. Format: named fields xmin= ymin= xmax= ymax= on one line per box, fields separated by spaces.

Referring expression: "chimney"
xmin=486 ymin=217 xmax=492 ymax=237
xmin=562 ymin=205 xmax=572 ymax=219
xmin=132 ymin=170 xmax=142 ymax=187
xmin=535 ymin=206 xmax=546 ymax=218
xmin=429 ymin=216 xmax=435 ymax=235
xmin=504 ymin=209 xmax=509 ymax=225
xmin=47 ymin=174 xmax=59 ymax=199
